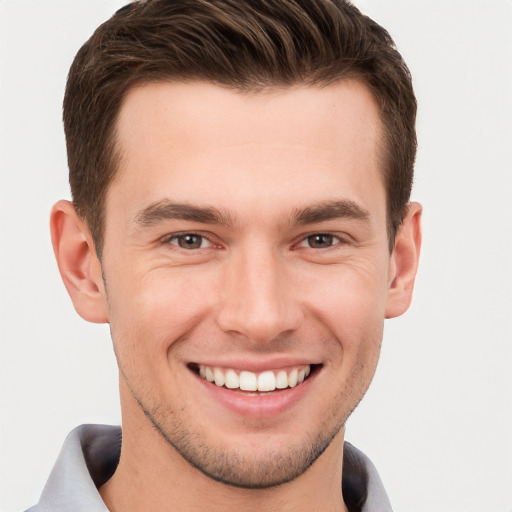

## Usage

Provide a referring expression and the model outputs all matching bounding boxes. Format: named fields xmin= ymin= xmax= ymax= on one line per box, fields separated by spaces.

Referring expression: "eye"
xmin=167 ymin=233 xmax=211 ymax=250
xmin=298 ymin=233 xmax=344 ymax=249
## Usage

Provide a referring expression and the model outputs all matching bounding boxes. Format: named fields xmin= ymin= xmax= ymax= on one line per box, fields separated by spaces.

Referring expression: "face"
xmin=101 ymin=80 xmax=395 ymax=488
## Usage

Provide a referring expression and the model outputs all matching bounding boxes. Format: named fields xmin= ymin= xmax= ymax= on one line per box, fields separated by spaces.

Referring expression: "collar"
xmin=27 ymin=424 xmax=392 ymax=512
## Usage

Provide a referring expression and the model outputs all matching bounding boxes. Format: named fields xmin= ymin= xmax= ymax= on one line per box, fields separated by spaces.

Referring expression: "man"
xmin=28 ymin=0 xmax=421 ymax=511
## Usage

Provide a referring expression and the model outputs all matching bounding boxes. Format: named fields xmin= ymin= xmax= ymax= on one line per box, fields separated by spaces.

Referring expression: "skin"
xmin=51 ymin=80 xmax=422 ymax=512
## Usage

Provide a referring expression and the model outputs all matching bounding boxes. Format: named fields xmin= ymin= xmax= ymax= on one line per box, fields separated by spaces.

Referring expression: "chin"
xmin=137 ymin=389 xmax=346 ymax=489
xmin=163 ymin=426 xmax=341 ymax=489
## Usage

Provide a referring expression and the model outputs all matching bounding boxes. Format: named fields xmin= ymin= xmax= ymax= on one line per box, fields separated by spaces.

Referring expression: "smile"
xmin=197 ymin=364 xmax=312 ymax=392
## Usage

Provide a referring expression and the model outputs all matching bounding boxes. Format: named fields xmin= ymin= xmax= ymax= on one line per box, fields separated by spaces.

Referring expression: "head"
xmin=64 ymin=0 xmax=416 ymax=256
xmin=52 ymin=0 xmax=422 ymax=499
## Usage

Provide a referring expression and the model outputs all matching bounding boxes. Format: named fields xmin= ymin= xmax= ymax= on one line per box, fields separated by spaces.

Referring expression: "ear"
xmin=385 ymin=202 xmax=422 ymax=319
xmin=50 ymin=200 xmax=109 ymax=323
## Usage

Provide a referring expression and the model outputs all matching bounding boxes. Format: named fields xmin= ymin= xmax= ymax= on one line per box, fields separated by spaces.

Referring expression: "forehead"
xmin=107 ymin=80 xmax=385 ymax=227
xmin=115 ymin=79 xmax=382 ymax=157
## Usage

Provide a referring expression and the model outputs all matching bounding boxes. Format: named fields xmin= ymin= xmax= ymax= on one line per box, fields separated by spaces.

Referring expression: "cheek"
xmin=299 ymin=262 xmax=388 ymax=383
xmin=106 ymin=269 xmax=215 ymax=366
xmin=303 ymin=262 xmax=389 ymax=333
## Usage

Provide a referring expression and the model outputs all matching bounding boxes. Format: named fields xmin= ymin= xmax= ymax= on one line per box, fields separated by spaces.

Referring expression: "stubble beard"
xmin=122 ymin=370 xmax=362 ymax=490
xmin=149 ymin=405 xmax=341 ymax=489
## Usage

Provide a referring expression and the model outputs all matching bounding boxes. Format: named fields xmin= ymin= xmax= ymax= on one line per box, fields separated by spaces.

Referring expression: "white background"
xmin=1 ymin=1 xmax=511 ymax=511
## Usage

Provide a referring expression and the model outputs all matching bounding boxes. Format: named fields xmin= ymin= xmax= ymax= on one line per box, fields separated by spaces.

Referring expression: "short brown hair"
xmin=64 ymin=0 xmax=416 ymax=254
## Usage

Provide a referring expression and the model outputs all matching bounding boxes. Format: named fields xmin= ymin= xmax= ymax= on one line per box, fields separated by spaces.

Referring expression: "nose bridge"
xmin=217 ymin=242 xmax=301 ymax=343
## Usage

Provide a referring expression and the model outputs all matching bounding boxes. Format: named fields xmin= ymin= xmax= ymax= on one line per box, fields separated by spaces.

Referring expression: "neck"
xmin=100 ymin=397 xmax=349 ymax=512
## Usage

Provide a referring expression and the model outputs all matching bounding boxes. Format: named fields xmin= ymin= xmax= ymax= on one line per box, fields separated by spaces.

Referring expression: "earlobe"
xmin=50 ymin=200 xmax=109 ymax=323
xmin=385 ymin=202 xmax=422 ymax=319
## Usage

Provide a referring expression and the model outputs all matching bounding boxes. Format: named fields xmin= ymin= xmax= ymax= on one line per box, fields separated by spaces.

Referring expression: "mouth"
xmin=189 ymin=363 xmax=319 ymax=393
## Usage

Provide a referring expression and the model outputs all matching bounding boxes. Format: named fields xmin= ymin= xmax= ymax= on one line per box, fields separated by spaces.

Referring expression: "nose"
xmin=216 ymin=245 xmax=303 ymax=344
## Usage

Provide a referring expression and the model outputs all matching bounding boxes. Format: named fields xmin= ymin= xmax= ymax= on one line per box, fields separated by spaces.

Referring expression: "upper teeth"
xmin=198 ymin=365 xmax=311 ymax=392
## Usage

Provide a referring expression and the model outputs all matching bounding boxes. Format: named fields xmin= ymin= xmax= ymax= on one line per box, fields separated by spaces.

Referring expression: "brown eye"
xmin=170 ymin=234 xmax=208 ymax=249
xmin=306 ymin=234 xmax=335 ymax=248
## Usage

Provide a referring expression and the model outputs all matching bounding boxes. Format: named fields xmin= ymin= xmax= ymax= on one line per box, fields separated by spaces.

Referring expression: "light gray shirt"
xmin=26 ymin=424 xmax=393 ymax=512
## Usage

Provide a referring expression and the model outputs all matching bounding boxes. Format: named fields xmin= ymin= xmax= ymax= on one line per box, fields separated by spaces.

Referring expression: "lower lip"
xmin=193 ymin=369 xmax=318 ymax=418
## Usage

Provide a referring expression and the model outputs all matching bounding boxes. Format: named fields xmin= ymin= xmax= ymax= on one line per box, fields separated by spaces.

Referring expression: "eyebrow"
xmin=135 ymin=200 xmax=234 ymax=226
xmin=291 ymin=200 xmax=370 ymax=225
xmin=134 ymin=198 xmax=370 ymax=229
